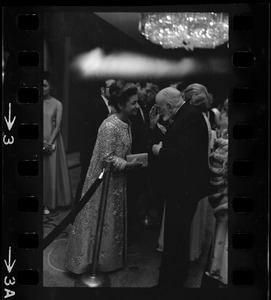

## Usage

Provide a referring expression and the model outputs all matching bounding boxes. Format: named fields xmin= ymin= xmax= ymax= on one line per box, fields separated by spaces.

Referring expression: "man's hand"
xmin=152 ymin=141 xmax=163 ymax=157
xmin=157 ymin=123 xmax=167 ymax=134
xmin=149 ymin=104 xmax=160 ymax=129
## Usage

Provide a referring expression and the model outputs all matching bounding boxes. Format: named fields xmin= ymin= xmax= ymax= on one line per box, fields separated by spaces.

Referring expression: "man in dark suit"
xmin=151 ymin=87 xmax=211 ymax=288
xmin=126 ymin=81 xmax=150 ymax=244
xmin=74 ymin=79 xmax=115 ymax=204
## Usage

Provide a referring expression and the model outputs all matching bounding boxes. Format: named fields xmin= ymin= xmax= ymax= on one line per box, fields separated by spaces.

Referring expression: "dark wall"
xmin=44 ymin=10 xmax=145 ymax=152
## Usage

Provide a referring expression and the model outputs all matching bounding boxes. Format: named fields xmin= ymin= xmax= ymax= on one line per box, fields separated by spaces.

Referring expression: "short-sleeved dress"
xmin=43 ymin=98 xmax=73 ymax=210
xmin=64 ymin=114 xmax=131 ymax=273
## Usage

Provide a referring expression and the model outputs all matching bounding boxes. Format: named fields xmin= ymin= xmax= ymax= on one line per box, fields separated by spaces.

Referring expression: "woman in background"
xmin=65 ymin=81 xmax=143 ymax=274
xmin=202 ymin=98 xmax=228 ymax=287
xmin=43 ymin=72 xmax=73 ymax=214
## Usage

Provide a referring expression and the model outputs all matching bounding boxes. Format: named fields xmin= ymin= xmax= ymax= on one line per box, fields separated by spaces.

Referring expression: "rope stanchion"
xmin=41 ymin=168 xmax=106 ymax=250
xmin=75 ymin=159 xmax=113 ymax=288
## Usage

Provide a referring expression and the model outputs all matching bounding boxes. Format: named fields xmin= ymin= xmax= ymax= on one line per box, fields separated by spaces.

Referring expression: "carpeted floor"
xmin=43 ymin=153 xmax=215 ymax=288
xmin=43 ymin=208 xmax=161 ymax=287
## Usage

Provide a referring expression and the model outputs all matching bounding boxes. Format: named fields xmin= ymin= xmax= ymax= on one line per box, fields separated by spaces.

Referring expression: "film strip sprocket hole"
xmin=17 ymin=14 xmax=39 ymax=31
xmin=18 ymin=196 xmax=39 ymax=212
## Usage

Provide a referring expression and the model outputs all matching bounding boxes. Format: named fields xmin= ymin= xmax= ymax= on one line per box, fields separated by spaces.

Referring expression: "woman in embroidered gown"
xmin=65 ymin=81 xmax=143 ymax=274
xmin=43 ymin=74 xmax=73 ymax=215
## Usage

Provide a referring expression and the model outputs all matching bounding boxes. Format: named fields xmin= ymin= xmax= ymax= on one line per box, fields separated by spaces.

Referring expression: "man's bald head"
xmin=156 ymin=87 xmax=184 ymax=107
xmin=155 ymin=87 xmax=184 ymax=122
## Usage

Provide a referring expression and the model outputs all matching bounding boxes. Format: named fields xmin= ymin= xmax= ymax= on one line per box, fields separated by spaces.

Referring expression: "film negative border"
xmin=229 ymin=4 xmax=269 ymax=299
xmin=3 ymin=6 xmax=43 ymax=300
xmin=2 ymin=4 xmax=269 ymax=300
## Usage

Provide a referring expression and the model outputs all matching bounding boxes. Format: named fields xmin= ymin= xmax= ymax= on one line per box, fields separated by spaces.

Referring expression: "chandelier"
xmin=138 ymin=12 xmax=229 ymax=50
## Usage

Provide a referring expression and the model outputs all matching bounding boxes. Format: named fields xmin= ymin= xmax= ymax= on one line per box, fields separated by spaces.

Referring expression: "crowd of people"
xmin=43 ymin=73 xmax=228 ymax=288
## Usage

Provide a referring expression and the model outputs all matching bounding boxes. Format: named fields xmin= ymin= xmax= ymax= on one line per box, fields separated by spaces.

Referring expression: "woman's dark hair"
xmin=109 ymin=80 xmax=138 ymax=112
xmin=43 ymin=71 xmax=55 ymax=96
xmin=43 ymin=71 xmax=52 ymax=83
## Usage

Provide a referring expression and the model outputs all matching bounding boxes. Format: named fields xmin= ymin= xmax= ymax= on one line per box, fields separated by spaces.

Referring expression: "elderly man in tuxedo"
xmin=151 ymin=87 xmax=211 ymax=288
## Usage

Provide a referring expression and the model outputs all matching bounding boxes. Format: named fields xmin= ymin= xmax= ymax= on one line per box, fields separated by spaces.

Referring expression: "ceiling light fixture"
xmin=139 ymin=12 xmax=229 ymax=50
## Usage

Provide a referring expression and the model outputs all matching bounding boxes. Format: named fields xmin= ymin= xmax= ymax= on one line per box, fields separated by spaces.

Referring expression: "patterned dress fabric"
xmin=205 ymin=136 xmax=228 ymax=285
xmin=43 ymin=98 xmax=73 ymax=209
xmin=64 ymin=114 xmax=131 ymax=274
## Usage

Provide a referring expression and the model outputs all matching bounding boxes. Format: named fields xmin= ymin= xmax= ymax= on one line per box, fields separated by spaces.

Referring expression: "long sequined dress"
xmin=43 ymin=98 xmax=73 ymax=209
xmin=64 ymin=114 xmax=131 ymax=273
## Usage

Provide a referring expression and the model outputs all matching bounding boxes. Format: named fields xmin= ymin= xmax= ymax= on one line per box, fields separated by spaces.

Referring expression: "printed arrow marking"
xmin=4 ymin=247 xmax=16 ymax=273
xmin=4 ymin=103 xmax=16 ymax=131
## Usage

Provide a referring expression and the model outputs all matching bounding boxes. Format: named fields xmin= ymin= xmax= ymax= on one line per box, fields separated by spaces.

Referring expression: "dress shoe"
xmin=44 ymin=207 xmax=51 ymax=215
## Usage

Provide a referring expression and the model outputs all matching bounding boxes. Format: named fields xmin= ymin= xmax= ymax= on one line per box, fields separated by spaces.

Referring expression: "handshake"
xmin=126 ymin=153 xmax=148 ymax=170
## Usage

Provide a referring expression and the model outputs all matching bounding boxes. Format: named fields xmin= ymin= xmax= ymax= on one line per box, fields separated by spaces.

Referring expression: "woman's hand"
xmin=126 ymin=158 xmax=143 ymax=170
xmin=43 ymin=143 xmax=54 ymax=155
xmin=149 ymin=104 xmax=160 ymax=129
